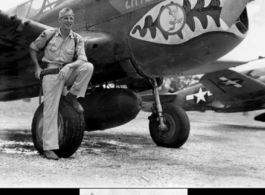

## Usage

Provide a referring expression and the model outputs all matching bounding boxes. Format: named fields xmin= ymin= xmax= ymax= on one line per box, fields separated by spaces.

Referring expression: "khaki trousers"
xmin=42 ymin=62 xmax=93 ymax=150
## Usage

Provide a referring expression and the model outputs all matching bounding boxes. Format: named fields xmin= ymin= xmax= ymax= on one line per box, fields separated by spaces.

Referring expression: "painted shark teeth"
xmin=189 ymin=0 xmax=197 ymax=9
xmin=130 ymin=0 xmax=247 ymax=45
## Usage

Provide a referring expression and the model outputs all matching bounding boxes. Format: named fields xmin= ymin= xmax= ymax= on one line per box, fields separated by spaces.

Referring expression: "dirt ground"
xmin=1 ymin=98 xmax=265 ymax=187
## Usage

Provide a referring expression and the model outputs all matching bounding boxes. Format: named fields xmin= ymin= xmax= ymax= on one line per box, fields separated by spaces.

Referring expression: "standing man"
xmin=29 ymin=7 xmax=94 ymax=160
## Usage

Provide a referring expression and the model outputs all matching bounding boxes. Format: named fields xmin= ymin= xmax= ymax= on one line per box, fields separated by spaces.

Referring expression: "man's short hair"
xmin=59 ymin=7 xmax=74 ymax=19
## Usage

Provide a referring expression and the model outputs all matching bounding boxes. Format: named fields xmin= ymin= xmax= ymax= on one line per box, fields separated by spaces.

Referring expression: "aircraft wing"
xmin=0 ymin=11 xmax=52 ymax=62
xmin=0 ymin=11 xmax=54 ymax=100
xmin=183 ymin=60 xmax=249 ymax=76
xmin=200 ymin=69 xmax=265 ymax=106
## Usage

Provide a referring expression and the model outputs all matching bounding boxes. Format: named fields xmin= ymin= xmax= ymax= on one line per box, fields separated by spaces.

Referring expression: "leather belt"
xmin=40 ymin=68 xmax=60 ymax=80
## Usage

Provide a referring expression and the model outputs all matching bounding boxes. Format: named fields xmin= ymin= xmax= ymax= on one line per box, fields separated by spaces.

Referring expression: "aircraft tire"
xmin=31 ymin=96 xmax=85 ymax=158
xmin=149 ymin=103 xmax=190 ymax=148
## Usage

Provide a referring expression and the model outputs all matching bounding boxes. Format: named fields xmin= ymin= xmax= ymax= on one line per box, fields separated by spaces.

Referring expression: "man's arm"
xmin=29 ymin=30 xmax=51 ymax=79
xmin=67 ymin=59 xmax=84 ymax=69
xmin=58 ymin=59 xmax=85 ymax=80
xmin=29 ymin=48 xmax=42 ymax=79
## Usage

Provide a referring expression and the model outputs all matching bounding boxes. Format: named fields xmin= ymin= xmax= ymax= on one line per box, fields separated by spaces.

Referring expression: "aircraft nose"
xmin=221 ymin=0 xmax=253 ymax=28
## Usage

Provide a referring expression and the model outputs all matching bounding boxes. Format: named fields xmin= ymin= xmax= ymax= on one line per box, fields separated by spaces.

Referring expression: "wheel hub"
xmin=157 ymin=114 xmax=175 ymax=140
xmin=158 ymin=120 xmax=168 ymax=132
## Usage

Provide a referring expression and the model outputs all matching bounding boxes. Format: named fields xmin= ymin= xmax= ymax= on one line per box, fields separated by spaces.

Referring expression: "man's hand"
xmin=35 ymin=66 xmax=42 ymax=79
xmin=58 ymin=65 xmax=70 ymax=80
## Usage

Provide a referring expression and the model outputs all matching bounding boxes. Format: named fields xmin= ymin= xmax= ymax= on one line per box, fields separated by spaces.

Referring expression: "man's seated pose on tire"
xmin=29 ymin=7 xmax=94 ymax=160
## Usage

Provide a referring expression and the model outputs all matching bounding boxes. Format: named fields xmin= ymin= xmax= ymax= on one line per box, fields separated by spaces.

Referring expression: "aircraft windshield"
xmin=8 ymin=0 xmax=64 ymax=19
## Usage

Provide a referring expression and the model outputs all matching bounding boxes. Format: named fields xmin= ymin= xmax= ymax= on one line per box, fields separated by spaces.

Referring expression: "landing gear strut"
xmin=152 ymin=78 xmax=167 ymax=131
xmin=148 ymin=78 xmax=190 ymax=148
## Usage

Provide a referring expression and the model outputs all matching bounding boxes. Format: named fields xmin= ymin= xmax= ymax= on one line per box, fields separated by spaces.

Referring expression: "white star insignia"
xmin=186 ymin=88 xmax=212 ymax=104
xmin=194 ymin=88 xmax=208 ymax=103
xmin=218 ymin=77 xmax=243 ymax=88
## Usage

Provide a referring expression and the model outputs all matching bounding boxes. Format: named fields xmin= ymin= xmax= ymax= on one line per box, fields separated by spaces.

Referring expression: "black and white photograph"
xmin=0 ymin=0 xmax=264 ymax=188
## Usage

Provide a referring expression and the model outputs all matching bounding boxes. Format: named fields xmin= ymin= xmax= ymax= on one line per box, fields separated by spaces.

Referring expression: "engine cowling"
xmin=78 ymin=88 xmax=142 ymax=131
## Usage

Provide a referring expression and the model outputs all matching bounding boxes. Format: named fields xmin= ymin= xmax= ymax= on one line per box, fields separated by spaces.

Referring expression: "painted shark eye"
xmin=158 ymin=3 xmax=186 ymax=35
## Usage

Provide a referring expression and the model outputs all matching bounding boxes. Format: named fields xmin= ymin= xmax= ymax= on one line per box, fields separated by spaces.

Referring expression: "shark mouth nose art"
xmin=130 ymin=0 xmax=247 ymax=45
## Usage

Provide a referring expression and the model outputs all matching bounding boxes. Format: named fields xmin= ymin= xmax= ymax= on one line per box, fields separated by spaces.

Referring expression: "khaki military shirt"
xmin=30 ymin=28 xmax=87 ymax=65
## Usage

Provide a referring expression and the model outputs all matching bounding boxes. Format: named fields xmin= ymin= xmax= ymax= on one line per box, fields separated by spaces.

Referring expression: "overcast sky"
xmin=0 ymin=0 xmax=264 ymax=68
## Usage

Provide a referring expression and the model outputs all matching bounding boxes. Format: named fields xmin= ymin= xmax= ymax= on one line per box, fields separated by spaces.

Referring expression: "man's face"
xmin=59 ymin=15 xmax=74 ymax=30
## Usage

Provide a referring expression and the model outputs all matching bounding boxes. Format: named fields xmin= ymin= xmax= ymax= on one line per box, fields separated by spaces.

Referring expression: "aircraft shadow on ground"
xmin=0 ymin=130 xmax=32 ymax=140
xmin=0 ymin=130 xmax=155 ymax=155
xmin=80 ymin=132 xmax=154 ymax=155
xmin=0 ymin=130 xmax=36 ymax=153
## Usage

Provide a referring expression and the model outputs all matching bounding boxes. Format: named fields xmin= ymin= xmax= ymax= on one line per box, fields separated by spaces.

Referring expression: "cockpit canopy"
xmin=7 ymin=0 xmax=65 ymax=19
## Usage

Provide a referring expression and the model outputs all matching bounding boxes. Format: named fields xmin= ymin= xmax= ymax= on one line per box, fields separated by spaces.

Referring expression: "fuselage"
xmin=30 ymin=0 xmax=249 ymax=78
xmin=0 ymin=0 xmax=249 ymax=101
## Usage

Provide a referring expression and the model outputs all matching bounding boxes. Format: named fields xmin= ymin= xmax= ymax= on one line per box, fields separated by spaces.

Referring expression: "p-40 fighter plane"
xmin=141 ymin=59 xmax=265 ymax=123
xmin=0 ymin=0 xmax=253 ymax=157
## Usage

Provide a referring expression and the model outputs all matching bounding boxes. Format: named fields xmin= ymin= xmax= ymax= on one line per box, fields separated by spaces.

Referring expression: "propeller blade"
xmin=220 ymin=0 xmax=251 ymax=28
